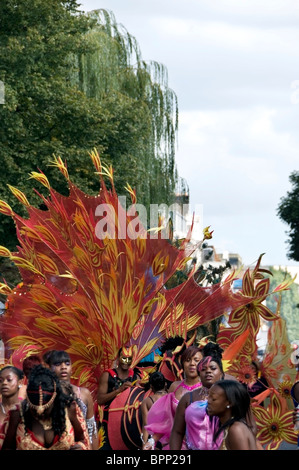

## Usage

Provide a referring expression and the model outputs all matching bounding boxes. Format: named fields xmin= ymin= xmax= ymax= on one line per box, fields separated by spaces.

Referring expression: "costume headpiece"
xmin=27 ymin=381 xmax=57 ymax=415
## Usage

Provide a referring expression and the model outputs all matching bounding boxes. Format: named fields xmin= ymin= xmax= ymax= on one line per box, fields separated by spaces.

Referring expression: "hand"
xmin=118 ymin=381 xmax=133 ymax=393
xmin=69 ymin=443 xmax=86 ymax=450
xmin=142 ymin=442 xmax=152 ymax=450
xmin=142 ymin=437 xmax=155 ymax=450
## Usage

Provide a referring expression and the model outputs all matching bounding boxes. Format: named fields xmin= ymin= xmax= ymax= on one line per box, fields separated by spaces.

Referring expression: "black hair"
xmin=213 ymin=379 xmax=251 ymax=440
xmin=42 ymin=350 xmax=57 ymax=366
xmin=23 ymin=365 xmax=69 ymax=437
xmin=47 ymin=350 xmax=71 ymax=367
xmin=149 ymin=371 xmax=166 ymax=393
xmin=159 ymin=336 xmax=185 ymax=355
xmin=22 ymin=355 xmax=41 ymax=378
xmin=0 ymin=365 xmax=24 ymax=381
xmin=198 ymin=342 xmax=224 ymax=376
xmin=201 ymin=342 xmax=223 ymax=359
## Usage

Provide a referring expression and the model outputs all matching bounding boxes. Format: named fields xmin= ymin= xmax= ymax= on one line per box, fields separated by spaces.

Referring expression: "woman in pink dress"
xmin=169 ymin=345 xmax=225 ymax=450
xmin=143 ymin=345 xmax=202 ymax=450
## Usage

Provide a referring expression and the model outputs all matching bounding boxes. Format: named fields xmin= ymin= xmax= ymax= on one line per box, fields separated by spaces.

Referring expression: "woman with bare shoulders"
xmin=141 ymin=371 xmax=167 ymax=449
xmin=47 ymin=350 xmax=98 ymax=450
xmin=143 ymin=345 xmax=202 ymax=450
xmin=169 ymin=348 xmax=225 ymax=450
xmin=207 ymin=379 xmax=257 ymax=450
xmin=1 ymin=365 xmax=90 ymax=450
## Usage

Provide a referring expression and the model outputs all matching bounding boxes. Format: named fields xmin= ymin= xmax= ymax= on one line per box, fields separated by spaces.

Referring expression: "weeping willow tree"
xmin=73 ymin=9 xmax=179 ymax=208
xmin=0 ymin=2 xmax=180 ymax=287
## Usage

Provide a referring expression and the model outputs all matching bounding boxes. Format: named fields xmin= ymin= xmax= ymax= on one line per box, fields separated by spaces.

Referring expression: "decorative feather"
xmin=0 ymin=151 xmax=269 ymax=397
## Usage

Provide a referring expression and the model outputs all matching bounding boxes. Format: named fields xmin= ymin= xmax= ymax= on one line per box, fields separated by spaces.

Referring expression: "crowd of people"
xmin=0 ymin=343 xmax=298 ymax=451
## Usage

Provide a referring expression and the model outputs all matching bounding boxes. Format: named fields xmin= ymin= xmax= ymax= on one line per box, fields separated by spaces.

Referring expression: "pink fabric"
xmin=145 ymin=392 xmax=187 ymax=450
xmin=185 ymin=400 xmax=222 ymax=450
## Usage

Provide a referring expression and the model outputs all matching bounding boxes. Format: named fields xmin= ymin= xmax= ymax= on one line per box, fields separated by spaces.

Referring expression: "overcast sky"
xmin=79 ymin=0 xmax=299 ymax=268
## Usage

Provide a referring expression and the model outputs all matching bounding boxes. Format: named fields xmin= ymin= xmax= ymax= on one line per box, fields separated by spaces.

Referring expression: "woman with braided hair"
xmin=47 ymin=350 xmax=98 ymax=450
xmin=1 ymin=365 xmax=90 ymax=450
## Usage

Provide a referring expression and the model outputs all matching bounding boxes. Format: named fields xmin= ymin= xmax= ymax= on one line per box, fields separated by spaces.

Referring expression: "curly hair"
xmin=22 ymin=355 xmax=41 ymax=378
xmin=23 ymin=365 xmax=69 ymax=437
xmin=201 ymin=342 xmax=224 ymax=359
xmin=149 ymin=371 xmax=166 ymax=392
xmin=197 ymin=342 xmax=224 ymax=376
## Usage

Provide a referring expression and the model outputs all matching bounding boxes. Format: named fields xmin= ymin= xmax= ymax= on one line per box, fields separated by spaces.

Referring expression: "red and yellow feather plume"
xmin=0 ymin=152 xmax=272 ymax=397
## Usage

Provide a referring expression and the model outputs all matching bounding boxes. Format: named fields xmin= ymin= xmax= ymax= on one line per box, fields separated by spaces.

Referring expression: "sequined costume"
xmin=16 ymin=404 xmax=89 ymax=450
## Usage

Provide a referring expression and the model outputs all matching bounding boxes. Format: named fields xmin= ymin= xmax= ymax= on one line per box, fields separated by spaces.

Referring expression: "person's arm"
xmin=97 ymin=372 xmax=132 ymax=406
xmin=169 ymin=394 xmax=188 ymax=450
xmin=82 ymin=387 xmax=99 ymax=450
xmin=1 ymin=408 xmax=20 ymax=450
xmin=68 ymin=401 xmax=90 ymax=450
xmin=141 ymin=398 xmax=151 ymax=446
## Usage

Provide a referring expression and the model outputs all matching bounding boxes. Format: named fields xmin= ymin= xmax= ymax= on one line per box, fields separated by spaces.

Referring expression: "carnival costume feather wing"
xmin=0 ymin=151 xmax=267 ymax=396
xmin=260 ymin=304 xmax=297 ymax=409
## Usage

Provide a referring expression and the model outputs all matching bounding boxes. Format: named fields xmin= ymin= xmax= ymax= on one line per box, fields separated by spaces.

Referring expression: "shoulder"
xmin=226 ymin=420 xmax=256 ymax=450
xmin=228 ymin=420 xmax=250 ymax=439
xmin=224 ymin=373 xmax=238 ymax=381
xmin=141 ymin=396 xmax=151 ymax=411
xmin=99 ymin=370 xmax=110 ymax=381
xmin=79 ymin=386 xmax=93 ymax=400
xmin=177 ymin=391 xmax=191 ymax=408
xmin=79 ymin=385 xmax=91 ymax=394
xmin=168 ymin=381 xmax=181 ymax=392
xmin=230 ymin=420 xmax=247 ymax=430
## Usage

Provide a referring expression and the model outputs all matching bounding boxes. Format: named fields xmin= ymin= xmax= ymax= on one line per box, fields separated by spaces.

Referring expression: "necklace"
xmin=0 ymin=402 xmax=17 ymax=415
xmin=181 ymin=381 xmax=202 ymax=391
xmin=198 ymin=386 xmax=209 ymax=399
xmin=40 ymin=418 xmax=53 ymax=431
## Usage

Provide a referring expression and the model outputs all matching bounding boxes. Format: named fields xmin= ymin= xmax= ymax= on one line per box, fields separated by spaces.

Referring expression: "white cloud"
xmin=175 ymin=106 xmax=299 ymax=214
xmin=79 ymin=0 xmax=299 ymax=266
xmin=150 ymin=17 xmax=299 ymax=55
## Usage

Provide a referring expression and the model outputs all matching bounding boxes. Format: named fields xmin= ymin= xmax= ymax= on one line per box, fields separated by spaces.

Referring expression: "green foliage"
xmin=265 ymin=267 xmax=299 ymax=342
xmin=76 ymin=9 xmax=179 ymax=208
xmin=0 ymin=2 xmax=180 ymax=288
xmin=194 ymin=261 xmax=232 ymax=286
xmin=277 ymin=171 xmax=299 ymax=262
xmin=0 ymin=0 xmax=102 ymax=250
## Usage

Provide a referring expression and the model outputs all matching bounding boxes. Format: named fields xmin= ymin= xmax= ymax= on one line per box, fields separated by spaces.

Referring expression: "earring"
xmin=226 ymin=405 xmax=230 ymax=408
